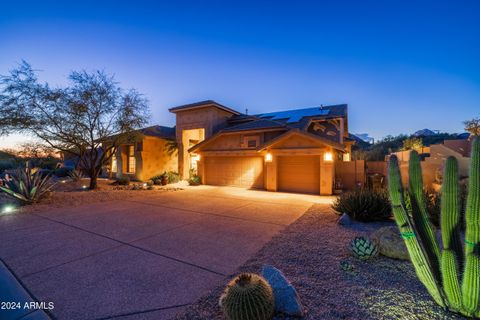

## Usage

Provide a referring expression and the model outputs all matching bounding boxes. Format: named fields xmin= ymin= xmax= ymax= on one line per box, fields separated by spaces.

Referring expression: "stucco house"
xmin=110 ymin=100 xmax=352 ymax=195
xmin=170 ymin=100 xmax=352 ymax=195
xmin=111 ymin=125 xmax=177 ymax=181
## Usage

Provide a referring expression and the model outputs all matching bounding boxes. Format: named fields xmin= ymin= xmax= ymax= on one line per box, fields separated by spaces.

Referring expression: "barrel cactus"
xmin=387 ymin=138 xmax=480 ymax=318
xmin=350 ymin=236 xmax=378 ymax=260
xmin=219 ymin=273 xmax=274 ymax=320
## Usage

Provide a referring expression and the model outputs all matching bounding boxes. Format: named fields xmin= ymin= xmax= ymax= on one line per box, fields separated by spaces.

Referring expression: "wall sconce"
xmin=343 ymin=152 xmax=351 ymax=162
xmin=324 ymin=151 xmax=333 ymax=162
xmin=192 ymin=154 xmax=201 ymax=162
xmin=265 ymin=153 xmax=273 ymax=162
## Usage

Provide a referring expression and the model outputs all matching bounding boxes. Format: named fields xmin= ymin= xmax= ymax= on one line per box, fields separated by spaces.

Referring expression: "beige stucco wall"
xmin=175 ymin=106 xmax=235 ymax=178
xmin=138 ymin=137 xmax=178 ymax=181
xmin=112 ymin=136 xmax=177 ymax=181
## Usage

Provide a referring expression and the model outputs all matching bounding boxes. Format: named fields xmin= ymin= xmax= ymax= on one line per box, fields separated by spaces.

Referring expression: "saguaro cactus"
xmin=388 ymin=138 xmax=480 ymax=318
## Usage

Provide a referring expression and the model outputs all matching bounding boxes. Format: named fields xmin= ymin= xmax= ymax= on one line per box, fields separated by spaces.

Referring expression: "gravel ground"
xmin=175 ymin=204 xmax=464 ymax=320
xmin=0 ymin=178 xmax=184 ymax=214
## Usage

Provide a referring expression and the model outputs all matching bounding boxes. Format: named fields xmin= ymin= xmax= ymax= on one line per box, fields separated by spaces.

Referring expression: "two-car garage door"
xmin=204 ymin=156 xmax=264 ymax=189
xmin=204 ymin=155 xmax=320 ymax=194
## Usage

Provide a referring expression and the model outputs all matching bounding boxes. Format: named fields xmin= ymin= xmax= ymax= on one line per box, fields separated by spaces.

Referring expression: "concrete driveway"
xmin=0 ymin=186 xmax=328 ymax=319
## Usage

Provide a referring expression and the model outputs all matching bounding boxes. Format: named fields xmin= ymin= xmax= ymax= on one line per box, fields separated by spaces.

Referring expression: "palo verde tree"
xmin=464 ymin=118 xmax=480 ymax=137
xmin=0 ymin=61 xmax=149 ymax=189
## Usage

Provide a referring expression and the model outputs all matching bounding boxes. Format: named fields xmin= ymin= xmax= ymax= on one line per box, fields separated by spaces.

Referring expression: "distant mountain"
xmin=456 ymin=132 xmax=470 ymax=140
xmin=413 ymin=129 xmax=437 ymax=137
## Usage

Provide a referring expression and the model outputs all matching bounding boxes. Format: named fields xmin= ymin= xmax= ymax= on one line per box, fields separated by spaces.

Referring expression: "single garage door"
xmin=204 ymin=156 xmax=264 ymax=189
xmin=278 ymin=155 xmax=320 ymax=194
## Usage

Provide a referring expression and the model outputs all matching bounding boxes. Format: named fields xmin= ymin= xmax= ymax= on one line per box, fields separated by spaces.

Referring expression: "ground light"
xmin=2 ymin=205 xmax=16 ymax=214
xmin=82 ymin=185 xmax=87 ymax=189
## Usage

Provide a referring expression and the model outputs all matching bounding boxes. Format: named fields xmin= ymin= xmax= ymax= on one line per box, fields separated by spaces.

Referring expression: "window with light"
xmin=128 ymin=145 xmax=136 ymax=173
xmin=111 ymin=154 xmax=117 ymax=172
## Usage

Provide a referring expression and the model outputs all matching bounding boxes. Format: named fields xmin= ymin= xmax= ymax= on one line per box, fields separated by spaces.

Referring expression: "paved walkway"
xmin=0 ymin=186 xmax=329 ymax=319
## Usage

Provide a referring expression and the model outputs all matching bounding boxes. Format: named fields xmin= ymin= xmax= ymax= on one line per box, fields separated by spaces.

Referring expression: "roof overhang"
xmin=256 ymin=129 xmax=345 ymax=152
xmin=169 ymin=100 xmax=240 ymax=115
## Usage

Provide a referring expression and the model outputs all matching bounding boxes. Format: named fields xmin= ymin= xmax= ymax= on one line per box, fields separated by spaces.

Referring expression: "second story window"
xmin=242 ymin=135 xmax=260 ymax=148
xmin=127 ymin=145 xmax=135 ymax=173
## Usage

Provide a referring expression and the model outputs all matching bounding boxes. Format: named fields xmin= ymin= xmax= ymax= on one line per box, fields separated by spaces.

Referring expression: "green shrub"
xmin=422 ymin=186 xmax=467 ymax=229
xmin=165 ymin=171 xmax=180 ymax=183
xmin=332 ymin=188 xmax=392 ymax=222
xmin=0 ymin=159 xmax=17 ymax=173
xmin=188 ymin=175 xmax=201 ymax=186
xmin=0 ymin=165 xmax=54 ymax=204
xmin=116 ymin=177 xmax=130 ymax=185
xmin=150 ymin=171 xmax=180 ymax=184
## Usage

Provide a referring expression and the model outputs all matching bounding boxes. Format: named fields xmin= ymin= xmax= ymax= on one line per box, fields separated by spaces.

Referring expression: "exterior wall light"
xmin=192 ymin=154 xmax=201 ymax=162
xmin=324 ymin=151 xmax=333 ymax=162
xmin=265 ymin=153 xmax=273 ymax=162
xmin=343 ymin=152 xmax=351 ymax=162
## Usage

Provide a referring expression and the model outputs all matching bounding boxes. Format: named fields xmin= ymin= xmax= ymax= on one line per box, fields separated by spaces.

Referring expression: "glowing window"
xmin=111 ymin=154 xmax=117 ymax=172
xmin=128 ymin=145 xmax=135 ymax=173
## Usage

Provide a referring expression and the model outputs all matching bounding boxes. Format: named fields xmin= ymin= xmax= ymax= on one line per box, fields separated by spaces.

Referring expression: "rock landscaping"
xmin=175 ymin=204 xmax=462 ymax=320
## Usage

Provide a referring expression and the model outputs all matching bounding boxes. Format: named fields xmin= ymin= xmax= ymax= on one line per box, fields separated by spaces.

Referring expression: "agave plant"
xmin=67 ymin=168 xmax=84 ymax=182
xmin=0 ymin=165 xmax=54 ymax=204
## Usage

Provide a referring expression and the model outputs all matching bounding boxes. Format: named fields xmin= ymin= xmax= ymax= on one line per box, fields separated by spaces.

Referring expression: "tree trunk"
xmin=89 ymin=168 xmax=98 ymax=190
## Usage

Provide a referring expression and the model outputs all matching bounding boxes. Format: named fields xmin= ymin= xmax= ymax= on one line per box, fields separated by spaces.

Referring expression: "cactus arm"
xmin=388 ymin=155 xmax=446 ymax=307
xmin=440 ymin=157 xmax=463 ymax=311
xmin=408 ymin=151 xmax=442 ymax=276
xmin=462 ymin=137 xmax=480 ymax=314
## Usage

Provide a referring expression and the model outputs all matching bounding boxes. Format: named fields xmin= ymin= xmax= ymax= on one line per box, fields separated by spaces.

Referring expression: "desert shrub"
xmin=421 ymin=186 xmax=467 ymax=229
xmin=0 ymin=159 xmax=17 ymax=173
xmin=188 ymin=175 xmax=201 ymax=186
xmin=116 ymin=177 xmax=130 ymax=185
xmin=68 ymin=169 xmax=83 ymax=182
xmin=54 ymin=166 xmax=74 ymax=177
xmin=0 ymin=165 xmax=54 ymax=204
xmin=332 ymin=188 xmax=392 ymax=222
xmin=165 ymin=171 xmax=180 ymax=183
xmin=150 ymin=174 xmax=163 ymax=181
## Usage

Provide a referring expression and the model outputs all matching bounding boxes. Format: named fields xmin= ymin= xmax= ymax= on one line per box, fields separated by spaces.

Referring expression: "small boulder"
xmin=261 ymin=265 xmax=303 ymax=317
xmin=371 ymin=226 xmax=409 ymax=260
xmin=338 ymin=213 xmax=353 ymax=226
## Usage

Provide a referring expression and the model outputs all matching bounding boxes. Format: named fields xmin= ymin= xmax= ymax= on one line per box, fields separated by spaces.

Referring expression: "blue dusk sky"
xmin=1 ymin=1 xmax=479 ymax=148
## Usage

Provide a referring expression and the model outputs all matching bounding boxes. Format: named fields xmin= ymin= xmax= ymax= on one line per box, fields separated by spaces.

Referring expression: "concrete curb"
xmin=0 ymin=260 xmax=51 ymax=320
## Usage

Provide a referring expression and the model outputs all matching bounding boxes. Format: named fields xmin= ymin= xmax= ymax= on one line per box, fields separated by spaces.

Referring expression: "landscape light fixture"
xmin=2 ymin=205 xmax=15 ymax=214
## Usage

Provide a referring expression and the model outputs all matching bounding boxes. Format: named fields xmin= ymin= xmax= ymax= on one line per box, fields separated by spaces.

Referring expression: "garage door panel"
xmin=205 ymin=156 xmax=264 ymax=189
xmin=278 ymin=156 xmax=320 ymax=194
